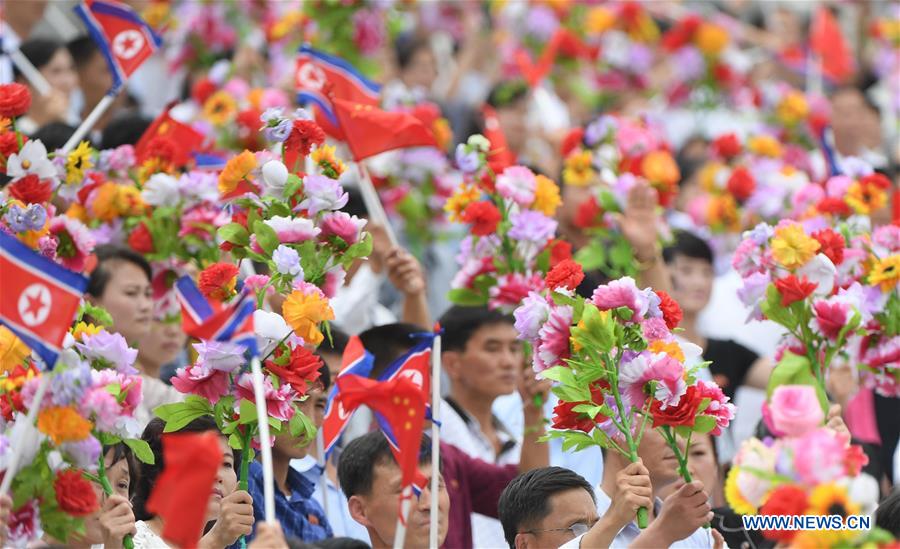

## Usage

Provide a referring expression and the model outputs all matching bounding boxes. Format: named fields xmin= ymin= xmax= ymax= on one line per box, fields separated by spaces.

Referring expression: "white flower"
xmin=142 ymin=173 xmax=181 ymax=207
xmin=6 ymin=139 xmax=58 ymax=181
xmin=261 ymin=160 xmax=289 ymax=198
xmin=798 ymin=253 xmax=837 ymax=297
xmin=0 ymin=415 xmax=43 ymax=477
xmin=253 ymin=310 xmax=292 ymax=341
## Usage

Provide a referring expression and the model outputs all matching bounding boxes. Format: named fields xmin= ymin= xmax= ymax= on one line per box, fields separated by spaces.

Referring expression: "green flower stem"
xmin=238 ymin=426 xmax=253 ymax=549
xmin=98 ymin=453 xmax=135 ymax=549
xmin=660 ymin=427 xmax=709 ymax=529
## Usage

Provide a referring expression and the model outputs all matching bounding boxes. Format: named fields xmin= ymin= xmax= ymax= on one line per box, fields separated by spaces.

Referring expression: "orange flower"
xmin=37 ymin=406 xmax=93 ymax=444
xmin=649 ymin=339 xmax=685 ymax=363
xmin=218 ymin=150 xmax=257 ymax=195
xmin=641 ymin=150 xmax=680 ymax=187
xmin=748 ymin=135 xmax=783 ymax=158
xmin=695 ymin=22 xmax=729 ymax=56
xmin=282 ymin=288 xmax=335 ymax=346
xmin=0 ymin=326 xmax=30 ymax=374
xmin=586 ymin=6 xmax=615 ymax=34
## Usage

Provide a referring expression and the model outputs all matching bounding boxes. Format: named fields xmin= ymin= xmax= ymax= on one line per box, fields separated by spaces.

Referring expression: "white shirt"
xmin=133 ymin=520 xmax=170 ymax=548
xmin=291 ymin=456 xmax=371 ymax=544
xmin=330 ymin=264 xmax=395 ymax=335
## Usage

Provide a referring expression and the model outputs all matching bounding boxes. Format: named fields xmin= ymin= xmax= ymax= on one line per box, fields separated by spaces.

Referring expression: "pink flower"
xmin=179 ymin=207 xmax=229 ymax=240
xmin=320 ymin=211 xmax=366 ymax=245
xmin=81 ymin=387 xmax=121 ymax=431
xmin=696 ymin=380 xmax=735 ymax=435
xmin=590 ymin=276 xmax=649 ymax=320
xmin=451 ymin=256 xmax=496 ymax=290
xmin=235 ymin=373 xmax=296 ymax=421
xmin=8 ymin=500 xmax=41 ymax=547
xmin=488 ymin=273 xmax=544 ymax=312
xmin=732 ymin=238 xmax=766 ymax=277
xmin=496 ymin=166 xmax=536 ymax=206
xmin=264 ymin=216 xmax=320 ymax=243
xmin=792 ymin=428 xmax=848 ymax=485
xmin=514 ymin=291 xmax=551 ymax=341
xmin=619 ymin=352 xmax=686 ymax=408
xmin=642 ymin=317 xmax=671 ymax=341
xmin=791 ymin=184 xmax=825 ymax=215
xmin=766 ymin=385 xmax=824 ymax=437
xmin=48 ymin=216 xmax=94 ymax=271
xmin=534 ymin=305 xmax=573 ymax=372
xmin=171 ymin=363 xmax=230 ymax=404
xmin=811 ymin=298 xmax=850 ymax=340
xmin=322 ymin=266 xmax=346 ymax=299
xmin=244 ymin=274 xmax=272 ymax=294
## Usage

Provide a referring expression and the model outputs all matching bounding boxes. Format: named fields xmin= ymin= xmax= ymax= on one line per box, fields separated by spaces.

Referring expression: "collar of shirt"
xmin=593 ymin=487 xmax=714 ymax=548
xmin=251 ymin=460 xmax=315 ymax=503
xmin=443 ymin=397 xmax=517 ymax=458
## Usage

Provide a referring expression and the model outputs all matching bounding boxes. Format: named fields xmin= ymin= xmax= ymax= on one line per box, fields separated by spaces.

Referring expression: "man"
xmin=338 ymin=432 xmax=449 ymax=549
xmin=438 ymin=305 xmax=532 ymax=547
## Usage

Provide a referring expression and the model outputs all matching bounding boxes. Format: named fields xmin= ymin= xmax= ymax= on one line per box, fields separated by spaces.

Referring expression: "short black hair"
xmin=317 ymin=361 xmax=331 ymax=392
xmin=101 ymin=443 xmax=139 ymax=499
xmin=101 ymin=113 xmax=153 ymax=149
xmin=394 ymin=33 xmax=432 ymax=71
xmin=662 ymin=230 xmax=714 ymax=266
xmin=87 ymin=245 xmax=153 ymax=298
xmin=314 ymin=537 xmax=370 ymax=549
xmin=341 ymin=187 xmax=367 ymax=219
xmin=487 ymin=80 xmax=529 ymax=109
xmin=67 ymin=36 xmax=100 ymax=69
xmin=31 ymin=123 xmax=79 ymax=151
xmin=439 ymin=305 xmax=514 ymax=352
xmin=498 ymin=467 xmax=596 ymax=548
xmin=876 ymin=489 xmax=900 ymax=536
xmin=358 ymin=323 xmax=424 ymax=378
xmin=337 ymin=431 xmax=432 ymax=500
xmin=319 ymin=326 xmax=350 ymax=356
xmin=15 ymin=38 xmax=64 ymax=77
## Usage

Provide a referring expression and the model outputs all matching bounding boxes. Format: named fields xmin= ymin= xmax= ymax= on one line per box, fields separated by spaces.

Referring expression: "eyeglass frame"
xmin=519 ymin=519 xmax=598 ymax=539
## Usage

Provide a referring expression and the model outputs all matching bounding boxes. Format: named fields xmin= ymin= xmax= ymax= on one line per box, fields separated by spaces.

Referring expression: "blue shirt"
xmin=291 ymin=457 xmax=371 ymax=544
xmin=246 ymin=460 xmax=333 ymax=543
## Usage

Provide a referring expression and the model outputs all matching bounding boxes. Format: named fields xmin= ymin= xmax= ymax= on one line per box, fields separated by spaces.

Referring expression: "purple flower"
xmin=61 ymin=436 xmax=102 ymax=471
xmin=76 ymin=330 xmax=138 ymax=374
xmin=53 ymin=363 xmax=93 ymax=406
xmin=193 ymin=340 xmax=247 ymax=372
xmin=744 ymin=223 xmax=774 ymax=246
xmin=508 ymin=210 xmax=557 ymax=244
xmin=628 ymin=43 xmax=653 ymax=73
xmin=597 ymin=394 xmax=634 ymax=440
xmin=273 ymin=244 xmax=304 ymax=279
xmin=298 ymin=174 xmax=349 ymax=215
xmin=737 ymin=271 xmax=770 ymax=321
xmin=263 ymin=119 xmax=292 ymax=142
xmin=3 ymin=204 xmax=46 ymax=233
xmin=455 ymin=144 xmax=480 ymax=174
xmin=673 ymin=46 xmax=704 ymax=81
xmin=514 ymin=292 xmax=551 ymax=341
xmin=496 ymin=166 xmax=537 ymax=206
xmin=584 ymin=116 xmax=617 ymax=147
xmin=525 ymin=5 xmax=559 ymax=41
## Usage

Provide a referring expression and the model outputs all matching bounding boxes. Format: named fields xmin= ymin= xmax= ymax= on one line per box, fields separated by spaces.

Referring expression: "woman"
xmin=13 ymin=38 xmax=79 ymax=134
xmin=87 ymin=245 xmax=183 ymax=426
xmin=133 ymin=417 xmax=255 ymax=548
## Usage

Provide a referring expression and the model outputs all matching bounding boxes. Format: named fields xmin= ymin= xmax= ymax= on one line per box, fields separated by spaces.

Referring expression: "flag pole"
xmin=8 ymin=49 xmax=52 ymax=96
xmin=249 ymin=356 xmax=276 ymax=523
xmin=0 ymin=374 xmax=51 ymax=495
xmin=429 ymin=327 xmax=441 ymax=548
xmin=61 ymin=92 xmax=117 ymax=155
xmin=393 ymin=486 xmax=414 ymax=549
xmin=315 ymin=429 xmax=329 ymax=519
xmin=356 ymin=163 xmax=399 ymax=248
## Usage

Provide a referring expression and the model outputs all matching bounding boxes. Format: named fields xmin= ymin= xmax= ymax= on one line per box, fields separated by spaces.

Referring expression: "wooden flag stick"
xmin=356 ymin=163 xmax=399 ymax=248
xmin=249 ymin=356 xmax=276 ymax=523
xmin=8 ymin=49 xmax=52 ymax=96
xmin=61 ymin=92 xmax=116 ymax=155
xmin=429 ymin=328 xmax=441 ymax=548
xmin=0 ymin=375 xmax=50 ymax=495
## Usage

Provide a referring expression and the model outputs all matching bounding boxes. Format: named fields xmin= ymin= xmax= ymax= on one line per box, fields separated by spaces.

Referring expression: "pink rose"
xmin=767 ymin=385 xmax=824 ymax=437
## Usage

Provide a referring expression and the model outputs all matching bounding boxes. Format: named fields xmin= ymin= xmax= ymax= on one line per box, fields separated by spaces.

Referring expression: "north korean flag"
xmin=74 ymin=0 xmax=161 ymax=92
xmin=173 ymin=276 xmax=256 ymax=356
xmin=0 ymin=232 xmax=88 ymax=368
xmin=322 ymin=336 xmax=375 ymax=455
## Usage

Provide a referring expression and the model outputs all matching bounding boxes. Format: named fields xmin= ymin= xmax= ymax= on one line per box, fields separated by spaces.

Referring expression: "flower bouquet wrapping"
xmin=446 ymin=135 xmax=564 ymax=312
xmin=514 ymin=274 xmax=733 ymax=528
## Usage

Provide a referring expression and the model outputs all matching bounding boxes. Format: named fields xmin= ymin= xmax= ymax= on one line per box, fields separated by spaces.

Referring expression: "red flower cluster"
xmin=656 ymin=290 xmax=683 ymax=329
xmin=461 ymin=201 xmax=501 ymax=236
xmin=560 ymin=127 xmax=585 ymax=158
xmin=650 ymin=385 xmax=702 ymax=428
xmin=266 ymin=344 xmax=323 ymax=396
xmin=551 ymin=381 xmax=610 ymax=432
xmin=548 ymin=239 xmax=573 ymax=268
xmin=661 ymin=15 xmax=702 ymax=51
xmin=198 ymin=262 xmax=239 ymax=301
xmin=811 ymin=228 xmax=845 ymax=266
xmin=0 ymin=131 xmax=23 ymax=171
xmin=574 ymin=196 xmax=603 ymax=229
xmin=711 ymin=133 xmax=741 ymax=159
xmin=191 ymin=78 xmax=217 ymax=105
xmin=284 ymin=119 xmax=326 ymax=157
xmin=128 ymin=222 xmax=155 ymax=254
xmin=759 ymin=484 xmax=808 ymax=542
xmin=817 ymin=196 xmax=852 ymax=217
xmin=774 ymin=275 xmax=818 ymax=307
xmin=545 ymin=259 xmax=585 ymax=291
xmin=843 ymin=444 xmax=869 ymax=476
xmin=8 ymin=174 xmax=52 ymax=205
xmin=726 ymin=167 xmax=755 ymax=202
xmin=0 ymin=83 xmax=32 ymax=118
xmin=54 ymin=469 xmax=100 ymax=516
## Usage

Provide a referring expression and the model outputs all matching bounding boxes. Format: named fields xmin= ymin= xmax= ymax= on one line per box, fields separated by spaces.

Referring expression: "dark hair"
xmin=101 ymin=113 xmax=153 ymax=149
xmin=341 ymin=187 xmax=367 ymax=219
xmin=14 ymin=39 xmax=64 ymax=78
xmin=102 ymin=442 xmax=139 ymax=499
xmin=133 ymin=416 xmax=235 ymax=520
xmin=317 ymin=361 xmax=331 ymax=392
xmin=487 ymin=80 xmax=529 ymax=109
xmin=498 ymin=467 xmax=596 ymax=548
xmin=31 ymin=123 xmax=79 ymax=151
xmin=313 ymin=537 xmax=370 ymax=549
xmin=87 ymin=245 xmax=152 ymax=298
xmin=358 ymin=323 xmax=424 ymax=378
xmin=876 ymin=489 xmax=900 ymax=536
xmin=67 ymin=36 xmax=100 ymax=68
xmin=662 ymin=230 xmax=714 ymax=266
xmin=337 ymin=431 xmax=432 ymax=499
xmin=394 ymin=33 xmax=432 ymax=71
xmin=439 ymin=305 xmax=514 ymax=352
xmin=319 ymin=327 xmax=350 ymax=356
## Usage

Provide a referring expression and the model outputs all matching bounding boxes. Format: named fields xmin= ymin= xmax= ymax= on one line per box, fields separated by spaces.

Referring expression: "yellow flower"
xmin=776 ymin=90 xmax=809 ymax=127
xmin=89 ymin=182 xmax=123 ymax=221
xmin=747 ymin=135 xmax=783 ymax=158
xmin=531 ymin=175 xmax=561 ymax=216
xmin=641 ymin=150 xmax=680 ymax=187
xmin=695 ymin=22 xmax=729 ymax=56
xmin=203 ymin=91 xmax=237 ymax=126
xmin=444 ymin=184 xmax=481 ymax=222
xmin=0 ymin=327 xmax=30 ymax=374
xmin=71 ymin=321 xmax=102 ymax=342
xmin=0 ymin=117 xmax=10 ymax=132
xmin=66 ymin=141 xmax=94 ymax=185
xmin=562 ymin=151 xmax=595 ymax=187
xmin=707 ymin=194 xmax=741 ymax=232
xmin=846 ymin=180 xmax=888 ymax=215
xmin=0 ymin=365 xmax=37 ymax=393
xmin=37 ymin=406 xmax=93 ymax=444
xmin=698 ymin=163 xmax=724 ymax=192
xmin=66 ymin=203 xmax=89 ymax=223
xmin=724 ymin=466 xmax=760 ymax=515
xmin=432 ymin=118 xmax=453 ymax=152
xmin=218 ymin=150 xmax=257 ymax=195
xmin=271 ymin=11 xmax=305 ymax=42
xmin=247 ymin=88 xmax=264 ymax=110
xmin=282 ymin=290 xmax=335 ymax=346
xmin=648 ymin=339 xmax=685 ymax=363
xmin=771 ymin=223 xmax=820 ymax=270
xmin=116 ymin=185 xmax=145 ymax=216
xmin=868 ymin=255 xmax=900 ymax=292
xmin=797 ymin=483 xmax=861 ymax=547
xmin=311 ymin=145 xmax=345 ymax=178
xmin=586 ymin=6 xmax=615 ymax=35
xmin=141 ymin=1 xmax=170 ymax=28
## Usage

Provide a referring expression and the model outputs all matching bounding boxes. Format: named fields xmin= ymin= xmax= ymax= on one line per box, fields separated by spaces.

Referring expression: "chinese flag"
xmin=810 ymin=6 xmax=854 ymax=83
xmin=146 ymin=432 xmax=222 ymax=549
xmin=135 ymin=103 xmax=207 ymax=166
xmin=332 ymin=98 xmax=437 ymax=161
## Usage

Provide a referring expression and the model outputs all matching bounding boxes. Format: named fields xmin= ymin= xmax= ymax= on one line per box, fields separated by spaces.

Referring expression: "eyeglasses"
xmin=520 ymin=520 xmax=596 ymax=538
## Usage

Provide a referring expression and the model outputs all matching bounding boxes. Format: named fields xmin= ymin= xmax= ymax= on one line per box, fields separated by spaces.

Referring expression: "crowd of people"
xmin=0 ymin=0 xmax=899 ymax=548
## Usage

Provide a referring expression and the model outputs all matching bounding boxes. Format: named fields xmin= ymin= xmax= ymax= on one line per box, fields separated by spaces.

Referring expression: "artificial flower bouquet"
xmin=514 ymin=274 xmax=734 ymax=527
xmin=0 ymin=304 xmax=152 ymax=547
xmin=725 ymin=384 xmax=894 ymax=548
xmin=446 ymin=135 xmax=564 ymax=312
xmin=561 ymin=115 xmax=677 ymax=279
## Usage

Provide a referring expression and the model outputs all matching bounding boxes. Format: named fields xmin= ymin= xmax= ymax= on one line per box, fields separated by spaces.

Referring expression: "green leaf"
xmin=692 ymin=415 xmax=717 ymax=434
xmin=238 ymin=399 xmax=258 ymax=425
xmin=447 ymin=288 xmax=487 ymax=306
xmin=597 ymin=189 xmax=621 ymax=213
xmin=539 ymin=365 xmax=576 ymax=386
xmin=268 ymin=201 xmax=292 ymax=218
xmin=218 ymin=223 xmax=250 ymax=246
xmin=123 ymin=438 xmax=155 ymax=465
xmin=77 ymin=301 xmax=114 ymax=327
xmin=765 ymin=351 xmax=809 ymax=398
xmin=284 ymin=174 xmax=303 ymax=200
xmin=760 ymin=284 xmax=798 ymax=331
xmin=574 ymin=241 xmax=607 ymax=272
xmin=343 ymin=232 xmax=373 ymax=264
xmin=154 ymin=396 xmax=214 ymax=432
xmin=252 ymin=220 xmax=280 ymax=255
xmin=289 ymin=410 xmax=317 ymax=443
xmin=571 ymin=304 xmax=615 ymax=353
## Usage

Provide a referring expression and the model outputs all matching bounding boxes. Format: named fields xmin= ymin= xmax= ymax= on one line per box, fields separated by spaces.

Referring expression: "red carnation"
xmin=54 ymin=469 xmax=100 ymax=516
xmin=545 ymin=259 xmax=585 ymax=291
xmin=0 ymin=131 xmax=23 ymax=171
xmin=656 ymin=290 xmax=683 ymax=329
xmin=712 ymin=62 xmax=734 ymax=86
xmin=266 ymin=345 xmax=323 ymax=396
xmin=650 ymin=385 xmax=703 ymax=428
xmin=8 ymin=174 xmax=52 ymax=204
xmin=759 ymin=484 xmax=808 ymax=542
xmin=843 ymin=444 xmax=869 ymax=476
xmin=812 ymin=300 xmax=848 ymax=340
xmin=811 ymin=228 xmax=845 ymax=265
xmin=284 ymin=119 xmax=325 ymax=157
xmin=191 ymin=78 xmax=217 ymax=105
xmin=711 ymin=133 xmax=741 ymax=159
xmin=551 ymin=400 xmax=595 ymax=433
xmin=0 ymin=391 xmax=24 ymax=422
xmin=198 ymin=262 xmax=240 ymax=301
xmin=774 ymin=275 xmax=818 ymax=307
xmin=0 ymin=83 xmax=32 ymax=118
xmin=128 ymin=222 xmax=155 ymax=254
xmin=817 ymin=196 xmax=852 ymax=217
xmin=561 ymin=127 xmax=584 ymax=158
xmin=726 ymin=167 xmax=755 ymax=202
xmin=549 ymin=239 xmax=573 ymax=269
xmin=574 ymin=196 xmax=604 ymax=229
xmin=461 ymin=201 xmax=501 ymax=236
xmin=860 ymin=172 xmax=891 ymax=191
